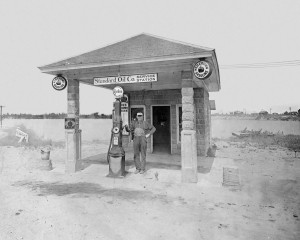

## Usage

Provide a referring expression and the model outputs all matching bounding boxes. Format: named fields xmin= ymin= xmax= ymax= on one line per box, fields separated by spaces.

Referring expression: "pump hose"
xmin=106 ymin=130 xmax=113 ymax=163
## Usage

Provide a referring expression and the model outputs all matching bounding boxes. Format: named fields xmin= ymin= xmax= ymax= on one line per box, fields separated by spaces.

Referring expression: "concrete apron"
xmin=123 ymin=151 xmax=236 ymax=186
xmin=53 ymin=152 xmax=236 ymax=187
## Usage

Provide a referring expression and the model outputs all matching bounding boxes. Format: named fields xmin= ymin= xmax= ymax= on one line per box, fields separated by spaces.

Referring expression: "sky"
xmin=0 ymin=0 xmax=299 ymax=114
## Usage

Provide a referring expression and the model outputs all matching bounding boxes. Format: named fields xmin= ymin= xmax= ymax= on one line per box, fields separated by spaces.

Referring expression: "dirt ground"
xmin=0 ymin=140 xmax=299 ymax=240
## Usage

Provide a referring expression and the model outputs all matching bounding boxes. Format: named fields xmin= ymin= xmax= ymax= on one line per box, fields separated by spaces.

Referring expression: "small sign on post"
xmin=65 ymin=118 xmax=76 ymax=129
xmin=16 ymin=128 xmax=29 ymax=143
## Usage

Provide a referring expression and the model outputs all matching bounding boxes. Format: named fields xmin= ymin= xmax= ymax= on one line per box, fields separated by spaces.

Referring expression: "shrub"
xmin=229 ymin=133 xmax=300 ymax=150
xmin=278 ymin=135 xmax=300 ymax=157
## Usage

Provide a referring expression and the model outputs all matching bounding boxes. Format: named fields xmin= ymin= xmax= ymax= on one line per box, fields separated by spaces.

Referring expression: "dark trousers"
xmin=133 ymin=136 xmax=147 ymax=170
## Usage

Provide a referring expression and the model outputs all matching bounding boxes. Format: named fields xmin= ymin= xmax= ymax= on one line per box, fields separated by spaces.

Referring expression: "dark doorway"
xmin=152 ymin=106 xmax=171 ymax=154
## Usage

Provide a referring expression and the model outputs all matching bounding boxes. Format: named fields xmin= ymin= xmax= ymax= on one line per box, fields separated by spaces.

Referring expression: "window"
xmin=130 ymin=105 xmax=146 ymax=122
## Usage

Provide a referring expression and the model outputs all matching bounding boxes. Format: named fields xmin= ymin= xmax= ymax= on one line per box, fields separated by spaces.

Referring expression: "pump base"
xmin=106 ymin=173 xmax=127 ymax=178
xmin=107 ymin=156 xmax=126 ymax=178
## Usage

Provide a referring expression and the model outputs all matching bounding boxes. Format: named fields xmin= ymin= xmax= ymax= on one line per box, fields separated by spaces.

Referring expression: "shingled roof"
xmin=39 ymin=33 xmax=214 ymax=71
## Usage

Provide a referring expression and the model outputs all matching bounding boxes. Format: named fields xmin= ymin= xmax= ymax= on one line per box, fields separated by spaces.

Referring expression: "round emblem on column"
xmin=52 ymin=76 xmax=67 ymax=91
xmin=113 ymin=126 xmax=120 ymax=134
xmin=193 ymin=61 xmax=212 ymax=79
xmin=64 ymin=118 xmax=76 ymax=129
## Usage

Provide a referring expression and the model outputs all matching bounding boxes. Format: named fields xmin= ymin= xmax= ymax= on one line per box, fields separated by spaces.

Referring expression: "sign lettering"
xmin=94 ymin=73 xmax=157 ymax=85
xmin=194 ymin=61 xmax=212 ymax=79
xmin=52 ymin=76 xmax=67 ymax=90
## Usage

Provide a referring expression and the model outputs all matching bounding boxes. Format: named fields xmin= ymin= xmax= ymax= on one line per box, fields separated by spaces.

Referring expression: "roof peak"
xmin=39 ymin=33 xmax=214 ymax=70
xmin=136 ymin=33 xmax=213 ymax=51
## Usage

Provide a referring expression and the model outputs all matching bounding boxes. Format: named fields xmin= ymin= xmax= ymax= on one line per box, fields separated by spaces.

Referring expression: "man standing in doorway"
xmin=128 ymin=112 xmax=156 ymax=174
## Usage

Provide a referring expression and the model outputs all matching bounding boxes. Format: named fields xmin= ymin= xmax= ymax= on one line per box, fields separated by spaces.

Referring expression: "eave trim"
xmin=38 ymin=53 xmax=213 ymax=73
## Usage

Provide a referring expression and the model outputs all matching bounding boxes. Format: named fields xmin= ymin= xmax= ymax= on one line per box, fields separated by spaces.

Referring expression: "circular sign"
xmin=65 ymin=118 xmax=76 ymax=129
xmin=52 ymin=76 xmax=67 ymax=91
xmin=113 ymin=127 xmax=119 ymax=134
xmin=113 ymin=86 xmax=124 ymax=98
xmin=193 ymin=61 xmax=212 ymax=79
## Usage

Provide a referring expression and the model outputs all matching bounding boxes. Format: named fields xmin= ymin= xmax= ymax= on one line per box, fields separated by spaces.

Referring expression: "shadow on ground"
xmin=12 ymin=180 xmax=181 ymax=205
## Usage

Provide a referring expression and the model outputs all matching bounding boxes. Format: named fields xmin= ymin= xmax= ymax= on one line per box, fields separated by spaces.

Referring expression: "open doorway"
xmin=152 ymin=106 xmax=171 ymax=154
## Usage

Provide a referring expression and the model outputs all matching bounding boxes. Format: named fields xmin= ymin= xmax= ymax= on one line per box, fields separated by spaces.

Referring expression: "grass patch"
xmin=226 ymin=134 xmax=300 ymax=155
xmin=214 ymin=134 xmax=300 ymax=157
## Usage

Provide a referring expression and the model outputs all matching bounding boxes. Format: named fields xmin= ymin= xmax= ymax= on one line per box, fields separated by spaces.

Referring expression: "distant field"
xmin=0 ymin=118 xmax=299 ymax=143
xmin=0 ymin=119 xmax=112 ymax=142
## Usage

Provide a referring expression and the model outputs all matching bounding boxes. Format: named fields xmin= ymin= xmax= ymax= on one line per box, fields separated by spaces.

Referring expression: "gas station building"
xmin=39 ymin=33 xmax=220 ymax=182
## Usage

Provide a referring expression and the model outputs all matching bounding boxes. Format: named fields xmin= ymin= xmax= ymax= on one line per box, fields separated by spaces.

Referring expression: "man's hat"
xmin=137 ymin=112 xmax=143 ymax=116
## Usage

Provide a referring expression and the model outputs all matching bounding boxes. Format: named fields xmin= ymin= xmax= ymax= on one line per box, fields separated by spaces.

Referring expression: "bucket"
xmin=41 ymin=150 xmax=50 ymax=160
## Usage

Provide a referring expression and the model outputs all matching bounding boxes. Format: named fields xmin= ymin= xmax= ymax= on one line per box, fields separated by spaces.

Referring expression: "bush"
xmin=277 ymin=134 xmax=300 ymax=150
xmin=229 ymin=133 xmax=300 ymax=150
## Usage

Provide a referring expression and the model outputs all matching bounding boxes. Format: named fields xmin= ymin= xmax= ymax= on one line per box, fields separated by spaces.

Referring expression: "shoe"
xmin=139 ymin=170 xmax=146 ymax=174
xmin=134 ymin=169 xmax=140 ymax=174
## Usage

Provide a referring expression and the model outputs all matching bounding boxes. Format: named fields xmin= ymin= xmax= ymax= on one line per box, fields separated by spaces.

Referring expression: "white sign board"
xmin=94 ymin=73 xmax=157 ymax=85
xmin=121 ymin=101 xmax=129 ymax=136
xmin=16 ymin=128 xmax=29 ymax=143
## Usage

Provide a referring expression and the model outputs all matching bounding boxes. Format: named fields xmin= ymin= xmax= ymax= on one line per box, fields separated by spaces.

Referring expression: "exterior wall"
xmin=194 ymin=88 xmax=211 ymax=156
xmin=126 ymin=88 xmax=211 ymax=156
xmin=127 ymin=89 xmax=182 ymax=154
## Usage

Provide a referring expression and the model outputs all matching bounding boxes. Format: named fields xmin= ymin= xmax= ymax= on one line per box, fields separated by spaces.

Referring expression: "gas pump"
xmin=107 ymin=86 xmax=126 ymax=177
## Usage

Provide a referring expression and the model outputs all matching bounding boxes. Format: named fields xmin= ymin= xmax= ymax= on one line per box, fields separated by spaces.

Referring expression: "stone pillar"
xmin=194 ymin=88 xmax=211 ymax=156
xmin=65 ymin=79 xmax=82 ymax=173
xmin=181 ymin=71 xmax=198 ymax=183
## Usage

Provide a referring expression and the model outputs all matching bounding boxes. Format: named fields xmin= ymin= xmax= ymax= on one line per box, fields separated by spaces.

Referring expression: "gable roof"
xmin=39 ymin=33 xmax=214 ymax=71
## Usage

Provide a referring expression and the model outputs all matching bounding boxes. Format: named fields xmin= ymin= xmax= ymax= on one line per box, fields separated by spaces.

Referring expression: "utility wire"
xmin=220 ymin=59 xmax=300 ymax=69
xmin=223 ymin=59 xmax=300 ymax=66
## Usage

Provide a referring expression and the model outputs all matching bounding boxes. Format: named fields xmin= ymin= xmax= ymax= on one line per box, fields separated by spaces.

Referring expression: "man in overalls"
xmin=129 ymin=112 xmax=156 ymax=174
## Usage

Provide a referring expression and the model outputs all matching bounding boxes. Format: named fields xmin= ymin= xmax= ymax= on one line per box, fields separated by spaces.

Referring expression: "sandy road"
xmin=0 ymin=142 xmax=299 ymax=240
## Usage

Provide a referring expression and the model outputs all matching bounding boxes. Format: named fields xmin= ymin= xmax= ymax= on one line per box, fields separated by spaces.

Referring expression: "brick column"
xmin=65 ymin=79 xmax=81 ymax=173
xmin=195 ymin=88 xmax=211 ymax=156
xmin=181 ymin=71 xmax=198 ymax=183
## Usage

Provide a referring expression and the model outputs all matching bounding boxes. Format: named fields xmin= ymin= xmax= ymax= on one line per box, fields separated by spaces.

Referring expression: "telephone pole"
xmin=0 ymin=105 xmax=4 ymax=128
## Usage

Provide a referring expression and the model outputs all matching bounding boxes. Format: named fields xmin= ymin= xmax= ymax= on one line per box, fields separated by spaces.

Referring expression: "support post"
xmin=65 ymin=79 xmax=81 ymax=173
xmin=0 ymin=105 xmax=4 ymax=128
xmin=181 ymin=71 xmax=198 ymax=183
